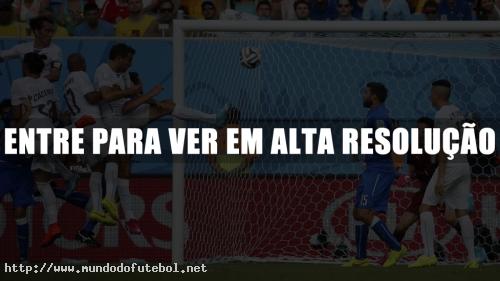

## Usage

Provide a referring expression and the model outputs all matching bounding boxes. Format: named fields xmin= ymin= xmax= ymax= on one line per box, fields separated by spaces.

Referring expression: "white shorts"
xmin=422 ymin=163 xmax=471 ymax=210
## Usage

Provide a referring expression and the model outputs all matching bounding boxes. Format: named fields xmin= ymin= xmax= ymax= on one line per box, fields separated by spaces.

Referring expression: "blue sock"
xmin=16 ymin=218 xmax=29 ymax=260
xmin=82 ymin=220 xmax=98 ymax=234
xmin=371 ymin=217 xmax=401 ymax=251
xmin=52 ymin=188 xmax=89 ymax=209
xmin=355 ymin=222 xmax=369 ymax=259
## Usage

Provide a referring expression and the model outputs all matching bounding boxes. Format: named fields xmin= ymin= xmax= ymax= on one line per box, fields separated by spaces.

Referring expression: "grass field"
xmin=2 ymin=263 xmax=500 ymax=281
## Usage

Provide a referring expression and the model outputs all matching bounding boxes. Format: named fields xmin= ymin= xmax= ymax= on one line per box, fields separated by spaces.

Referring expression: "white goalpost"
xmin=171 ymin=20 xmax=500 ymax=264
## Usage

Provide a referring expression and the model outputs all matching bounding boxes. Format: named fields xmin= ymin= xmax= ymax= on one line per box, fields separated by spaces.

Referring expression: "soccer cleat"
xmin=76 ymin=231 xmax=100 ymax=248
xmin=408 ymin=255 xmax=438 ymax=268
xmin=125 ymin=219 xmax=142 ymax=235
xmin=464 ymin=260 xmax=480 ymax=269
xmin=89 ymin=210 xmax=117 ymax=226
xmin=102 ymin=198 xmax=119 ymax=221
xmin=41 ymin=223 xmax=62 ymax=247
xmin=214 ymin=104 xmax=230 ymax=128
xmin=383 ymin=245 xmax=408 ymax=267
xmin=341 ymin=258 xmax=370 ymax=267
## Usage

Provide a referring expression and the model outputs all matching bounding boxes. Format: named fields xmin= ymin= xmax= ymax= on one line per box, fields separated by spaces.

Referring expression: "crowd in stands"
xmin=0 ymin=0 xmax=499 ymax=37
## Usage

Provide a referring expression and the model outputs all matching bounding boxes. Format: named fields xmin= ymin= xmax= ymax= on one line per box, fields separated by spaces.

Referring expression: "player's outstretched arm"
xmin=122 ymin=85 xmax=163 ymax=114
xmin=99 ymin=85 xmax=141 ymax=102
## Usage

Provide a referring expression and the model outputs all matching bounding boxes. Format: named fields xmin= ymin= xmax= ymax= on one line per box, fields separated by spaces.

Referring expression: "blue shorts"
xmin=0 ymin=164 xmax=36 ymax=208
xmin=355 ymin=169 xmax=396 ymax=213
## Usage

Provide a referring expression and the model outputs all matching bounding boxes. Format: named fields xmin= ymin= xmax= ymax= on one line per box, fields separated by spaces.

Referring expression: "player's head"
xmin=363 ymin=82 xmax=388 ymax=108
xmin=201 ymin=1 xmax=218 ymax=20
xmin=430 ymin=79 xmax=451 ymax=109
xmin=109 ymin=43 xmax=136 ymax=73
xmin=294 ymin=0 xmax=310 ymax=20
xmin=128 ymin=0 xmax=144 ymax=15
xmin=83 ymin=3 xmax=100 ymax=27
xmin=256 ymin=1 xmax=272 ymax=19
xmin=22 ymin=52 xmax=46 ymax=77
xmin=29 ymin=16 xmax=55 ymax=46
xmin=158 ymin=0 xmax=176 ymax=23
xmin=67 ymin=53 xmax=87 ymax=72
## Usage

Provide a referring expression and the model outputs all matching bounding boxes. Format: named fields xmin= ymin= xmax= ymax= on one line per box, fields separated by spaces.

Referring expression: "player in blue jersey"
xmin=0 ymin=99 xmax=35 ymax=263
xmin=342 ymin=82 xmax=407 ymax=267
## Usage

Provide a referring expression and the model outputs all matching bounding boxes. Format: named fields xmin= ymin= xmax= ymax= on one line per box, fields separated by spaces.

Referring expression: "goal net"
xmin=173 ymin=21 xmax=500 ymax=265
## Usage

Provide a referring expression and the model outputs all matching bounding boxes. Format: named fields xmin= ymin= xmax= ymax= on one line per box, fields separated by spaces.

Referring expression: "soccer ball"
xmin=240 ymin=47 xmax=261 ymax=69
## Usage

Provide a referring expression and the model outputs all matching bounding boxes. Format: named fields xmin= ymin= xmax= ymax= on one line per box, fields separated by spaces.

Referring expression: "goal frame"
xmin=171 ymin=20 xmax=500 ymax=264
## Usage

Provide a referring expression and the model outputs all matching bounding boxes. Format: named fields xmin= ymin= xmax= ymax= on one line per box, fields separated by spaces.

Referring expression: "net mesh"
xmin=182 ymin=33 xmax=500 ymax=264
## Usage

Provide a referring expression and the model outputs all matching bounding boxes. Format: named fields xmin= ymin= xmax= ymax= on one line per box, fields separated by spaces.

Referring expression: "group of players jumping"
xmin=0 ymin=15 xmax=481 ymax=268
xmin=0 ymin=15 xmax=227 ymax=263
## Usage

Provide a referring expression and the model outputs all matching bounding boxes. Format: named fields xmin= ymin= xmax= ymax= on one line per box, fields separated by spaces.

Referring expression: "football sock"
xmin=117 ymin=178 xmax=134 ymax=221
xmin=16 ymin=217 xmax=29 ymax=260
xmin=89 ymin=172 xmax=103 ymax=211
xmin=36 ymin=182 xmax=58 ymax=225
xmin=420 ymin=211 xmax=435 ymax=256
xmin=355 ymin=220 xmax=369 ymax=259
xmin=104 ymin=162 xmax=119 ymax=201
xmin=458 ymin=215 xmax=476 ymax=262
xmin=371 ymin=216 xmax=401 ymax=251
xmin=172 ymin=105 xmax=216 ymax=124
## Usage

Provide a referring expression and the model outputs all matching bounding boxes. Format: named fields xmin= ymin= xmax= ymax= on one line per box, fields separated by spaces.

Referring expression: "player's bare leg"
xmin=393 ymin=212 xmax=419 ymax=242
xmin=147 ymin=100 xmax=228 ymax=127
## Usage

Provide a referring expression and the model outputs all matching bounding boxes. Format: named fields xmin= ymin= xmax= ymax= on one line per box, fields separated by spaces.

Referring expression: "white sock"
xmin=458 ymin=215 xmax=476 ymax=262
xmin=172 ymin=105 xmax=216 ymax=124
xmin=104 ymin=162 xmax=119 ymax=201
xmin=36 ymin=182 xmax=58 ymax=225
xmin=117 ymin=178 xmax=134 ymax=221
xmin=420 ymin=212 xmax=435 ymax=257
xmin=89 ymin=172 xmax=103 ymax=212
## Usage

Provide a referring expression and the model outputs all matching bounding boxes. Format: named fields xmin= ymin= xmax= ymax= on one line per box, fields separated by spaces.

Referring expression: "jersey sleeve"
xmin=94 ymin=65 xmax=116 ymax=89
xmin=0 ymin=44 xmax=22 ymax=61
xmin=78 ymin=72 xmax=95 ymax=95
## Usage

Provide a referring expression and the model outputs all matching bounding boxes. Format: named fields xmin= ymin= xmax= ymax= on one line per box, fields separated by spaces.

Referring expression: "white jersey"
xmin=10 ymin=76 xmax=58 ymax=123
xmin=0 ymin=42 xmax=63 ymax=79
xmin=64 ymin=71 xmax=101 ymax=121
xmin=435 ymin=104 xmax=468 ymax=164
xmin=94 ymin=63 xmax=132 ymax=118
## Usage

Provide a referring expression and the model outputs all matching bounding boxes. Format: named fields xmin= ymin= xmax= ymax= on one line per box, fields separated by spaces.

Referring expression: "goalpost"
xmin=172 ymin=20 xmax=500 ymax=264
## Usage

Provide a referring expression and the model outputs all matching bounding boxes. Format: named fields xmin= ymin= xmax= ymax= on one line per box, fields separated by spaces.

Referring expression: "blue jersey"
xmin=0 ymin=120 xmax=32 ymax=167
xmin=364 ymin=104 xmax=394 ymax=172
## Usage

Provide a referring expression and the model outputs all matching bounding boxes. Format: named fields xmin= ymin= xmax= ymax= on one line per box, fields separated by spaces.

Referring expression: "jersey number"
xmin=64 ymin=88 xmax=81 ymax=116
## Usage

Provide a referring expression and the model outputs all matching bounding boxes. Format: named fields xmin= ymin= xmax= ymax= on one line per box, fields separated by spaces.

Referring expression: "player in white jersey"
xmin=0 ymin=16 xmax=62 ymax=82
xmin=64 ymin=53 xmax=118 ymax=227
xmin=94 ymin=43 xmax=228 ymax=234
xmin=409 ymin=80 xmax=478 ymax=269
xmin=10 ymin=52 xmax=67 ymax=247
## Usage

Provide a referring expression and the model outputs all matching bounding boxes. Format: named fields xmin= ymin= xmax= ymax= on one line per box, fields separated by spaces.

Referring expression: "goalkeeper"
xmin=208 ymin=107 xmax=257 ymax=174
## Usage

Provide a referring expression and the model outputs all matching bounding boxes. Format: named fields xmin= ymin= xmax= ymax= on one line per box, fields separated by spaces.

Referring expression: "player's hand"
xmin=150 ymin=84 xmax=164 ymax=96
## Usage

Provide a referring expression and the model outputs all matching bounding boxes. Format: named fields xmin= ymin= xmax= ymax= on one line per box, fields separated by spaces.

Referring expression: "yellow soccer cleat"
xmin=464 ymin=260 xmax=480 ymax=269
xmin=408 ymin=255 xmax=438 ymax=268
xmin=383 ymin=245 xmax=408 ymax=267
xmin=341 ymin=258 xmax=370 ymax=267
xmin=89 ymin=210 xmax=117 ymax=226
xmin=102 ymin=198 xmax=119 ymax=221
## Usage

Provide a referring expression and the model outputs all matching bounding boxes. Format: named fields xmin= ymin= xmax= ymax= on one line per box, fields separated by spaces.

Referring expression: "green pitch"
xmin=3 ymin=263 xmax=500 ymax=281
